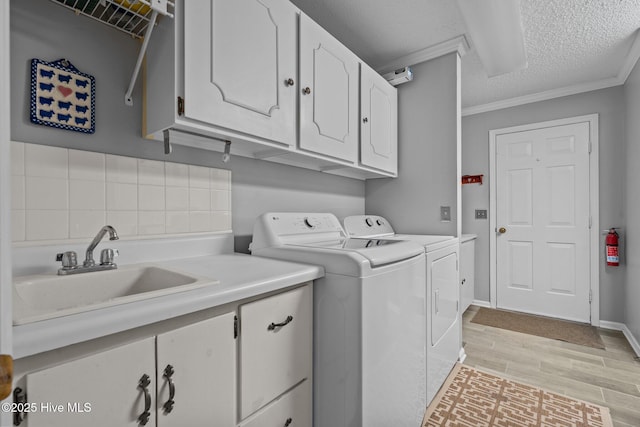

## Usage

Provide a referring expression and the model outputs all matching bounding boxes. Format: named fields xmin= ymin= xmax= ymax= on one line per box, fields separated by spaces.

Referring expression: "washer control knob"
xmin=376 ymin=219 xmax=384 ymax=226
xmin=304 ymin=217 xmax=320 ymax=228
xmin=365 ymin=218 xmax=374 ymax=227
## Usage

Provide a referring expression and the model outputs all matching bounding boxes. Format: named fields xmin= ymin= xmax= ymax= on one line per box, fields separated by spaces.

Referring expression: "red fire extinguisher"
xmin=606 ymin=228 xmax=619 ymax=266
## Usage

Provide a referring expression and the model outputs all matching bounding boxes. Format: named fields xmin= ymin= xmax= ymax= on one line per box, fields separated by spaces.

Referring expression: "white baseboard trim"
xmin=458 ymin=347 xmax=467 ymax=364
xmin=599 ymin=320 xmax=640 ymax=358
xmin=471 ymin=300 xmax=492 ymax=308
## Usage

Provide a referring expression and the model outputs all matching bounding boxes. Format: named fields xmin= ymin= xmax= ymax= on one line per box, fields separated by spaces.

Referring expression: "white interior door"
xmin=496 ymin=121 xmax=591 ymax=322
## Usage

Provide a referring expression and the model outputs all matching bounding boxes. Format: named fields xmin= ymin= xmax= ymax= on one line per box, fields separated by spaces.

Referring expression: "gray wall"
xmin=10 ymin=0 xmax=365 ymax=253
xmin=462 ymin=86 xmax=627 ymax=323
xmin=366 ymin=53 xmax=459 ymax=236
xmin=625 ymin=61 xmax=640 ymax=340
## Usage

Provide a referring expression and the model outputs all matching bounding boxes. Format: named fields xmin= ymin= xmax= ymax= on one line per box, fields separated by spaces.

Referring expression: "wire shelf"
xmin=49 ymin=0 xmax=171 ymax=39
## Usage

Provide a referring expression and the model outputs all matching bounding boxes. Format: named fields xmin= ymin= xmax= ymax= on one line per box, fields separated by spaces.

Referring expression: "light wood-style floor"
xmin=462 ymin=305 xmax=640 ymax=427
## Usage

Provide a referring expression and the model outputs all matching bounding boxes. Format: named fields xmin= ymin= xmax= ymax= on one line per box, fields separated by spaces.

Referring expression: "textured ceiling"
xmin=290 ymin=0 xmax=640 ymax=112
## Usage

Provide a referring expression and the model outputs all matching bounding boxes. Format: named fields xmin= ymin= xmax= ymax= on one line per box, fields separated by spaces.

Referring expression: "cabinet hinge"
xmin=456 ymin=301 xmax=459 ymax=313
xmin=588 ymin=141 xmax=592 ymax=154
xmin=589 ymin=215 xmax=592 ymax=229
xmin=177 ymin=96 xmax=184 ymax=116
xmin=589 ymin=289 xmax=593 ymax=303
xmin=234 ymin=315 xmax=239 ymax=339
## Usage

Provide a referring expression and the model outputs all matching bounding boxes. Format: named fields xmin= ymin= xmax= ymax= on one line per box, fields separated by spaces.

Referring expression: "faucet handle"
xmin=56 ymin=251 xmax=78 ymax=269
xmin=100 ymin=248 xmax=119 ymax=266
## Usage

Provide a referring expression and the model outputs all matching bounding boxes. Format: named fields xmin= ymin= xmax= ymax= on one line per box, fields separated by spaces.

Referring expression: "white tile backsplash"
xmin=26 ymin=210 xmax=69 ymax=240
xmin=69 ymin=149 xmax=105 ymax=181
xmin=70 ymin=210 xmax=107 ymax=239
xmin=26 ymin=176 xmax=68 ymax=210
xmin=138 ymin=185 xmax=165 ymax=211
xmin=106 ymin=182 xmax=138 ymax=211
xmin=70 ymin=180 xmax=105 ymax=210
xmin=189 ymin=165 xmax=210 ymax=189
xmin=11 ymin=142 xmax=232 ymax=242
xmin=25 ymin=144 xmax=68 ymax=178
xmin=106 ymin=154 xmax=137 ymax=184
xmin=165 ymin=162 xmax=189 ymax=187
xmin=12 ymin=177 xmax=25 ymax=210
xmin=189 ymin=188 xmax=210 ymax=211
xmin=11 ymin=142 xmax=25 ymax=176
xmin=138 ymin=159 xmax=165 ymax=186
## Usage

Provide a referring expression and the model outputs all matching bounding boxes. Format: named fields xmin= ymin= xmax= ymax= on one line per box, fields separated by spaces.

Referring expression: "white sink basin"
xmin=13 ymin=264 xmax=217 ymax=325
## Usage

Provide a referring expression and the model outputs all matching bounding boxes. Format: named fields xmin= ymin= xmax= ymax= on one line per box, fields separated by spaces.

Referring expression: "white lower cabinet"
xmin=25 ymin=337 xmax=156 ymax=427
xmin=156 ymin=314 xmax=236 ymax=427
xmin=23 ymin=313 xmax=236 ymax=427
xmin=16 ymin=284 xmax=312 ymax=427
xmin=460 ymin=237 xmax=476 ymax=313
xmin=239 ymin=285 xmax=312 ymax=424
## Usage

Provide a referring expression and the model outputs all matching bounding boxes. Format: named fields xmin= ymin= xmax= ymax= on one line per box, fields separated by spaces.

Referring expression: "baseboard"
xmin=471 ymin=300 xmax=491 ymax=308
xmin=458 ymin=347 xmax=467 ymax=364
xmin=599 ymin=320 xmax=640 ymax=358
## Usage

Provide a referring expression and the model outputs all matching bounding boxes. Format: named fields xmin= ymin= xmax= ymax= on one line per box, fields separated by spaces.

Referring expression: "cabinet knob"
xmin=302 ymin=87 xmax=311 ymax=95
xmin=284 ymin=418 xmax=293 ymax=427
xmin=363 ymin=117 xmax=369 ymax=123
xmin=285 ymin=78 xmax=295 ymax=87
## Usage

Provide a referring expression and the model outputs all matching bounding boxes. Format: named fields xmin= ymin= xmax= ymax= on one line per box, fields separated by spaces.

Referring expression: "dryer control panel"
xmin=343 ymin=215 xmax=395 ymax=237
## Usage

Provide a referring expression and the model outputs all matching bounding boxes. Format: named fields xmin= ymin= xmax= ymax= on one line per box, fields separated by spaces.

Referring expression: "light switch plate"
xmin=440 ymin=206 xmax=451 ymax=222
xmin=475 ymin=209 xmax=488 ymax=219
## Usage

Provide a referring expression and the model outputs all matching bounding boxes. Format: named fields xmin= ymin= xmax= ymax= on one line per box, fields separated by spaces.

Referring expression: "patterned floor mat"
xmin=423 ymin=363 xmax=613 ymax=427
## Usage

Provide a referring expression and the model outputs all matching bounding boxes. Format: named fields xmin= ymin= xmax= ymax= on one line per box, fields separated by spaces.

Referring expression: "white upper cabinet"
xmin=183 ymin=0 xmax=297 ymax=147
xmin=360 ymin=64 xmax=398 ymax=174
xmin=299 ymin=13 xmax=359 ymax=163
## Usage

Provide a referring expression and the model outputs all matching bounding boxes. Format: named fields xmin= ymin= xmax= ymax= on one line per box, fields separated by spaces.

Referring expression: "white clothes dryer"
xmin=343 ymin=215 xmax=462 ymax=405
xmin=250 ymin=212 xmax=427 ymax=427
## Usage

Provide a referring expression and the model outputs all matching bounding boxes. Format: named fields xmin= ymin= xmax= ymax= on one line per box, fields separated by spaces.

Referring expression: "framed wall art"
xmin=30 ymin=58 xmax=95 ymax=134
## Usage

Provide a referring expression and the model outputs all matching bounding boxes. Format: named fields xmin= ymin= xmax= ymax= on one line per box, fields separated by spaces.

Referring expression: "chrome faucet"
xmin=84 ymin=225 xmax=119 ymax=267
xmin=56 ymin=225 xmax=120 ymax=275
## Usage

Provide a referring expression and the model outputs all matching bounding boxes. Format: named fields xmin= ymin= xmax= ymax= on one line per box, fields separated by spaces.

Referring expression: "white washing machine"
xmin=250 ymin=212 xmax=428 ymax=427
xmin=343 ymin=215 xmax=462 ymax=405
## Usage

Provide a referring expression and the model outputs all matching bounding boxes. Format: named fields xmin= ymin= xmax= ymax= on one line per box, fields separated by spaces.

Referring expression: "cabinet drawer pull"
xmin=163 ymin=364 xmax=176 ymax=413
xmin=284 ymin=417 xmax=293 ymax=426
xmin=302 ymin=87 xmax=311 ymax=95
xmin=138 ymin=374 xmax=152 ymax=425
xmin=268 ymin=315 xmax=293 ymax=331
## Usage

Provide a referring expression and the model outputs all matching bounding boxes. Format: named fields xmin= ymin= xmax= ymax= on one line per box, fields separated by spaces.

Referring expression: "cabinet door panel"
xmin=184 ymin=0 xmax=296 ymax=146
xmin=156 ymin=312 xmax=236 ymax=427
xmin=239 ymin=380 xmax=311 ymax=427
xmin=361 ymin=65 xmax=397 ymax=173
xmin=26 ymin=338 xmax=155 ymax=427
xmin=239 ymin=285 xmax=312 ymax=419
xmin=299 ymin=14 xmax=358 ymax=162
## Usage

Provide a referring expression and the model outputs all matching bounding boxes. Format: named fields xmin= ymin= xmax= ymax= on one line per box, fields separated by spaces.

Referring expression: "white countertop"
xmin=13 ymin=238 xmax=324 ymax=358
xmin=461 ymin=234 xmax=478 ymax=243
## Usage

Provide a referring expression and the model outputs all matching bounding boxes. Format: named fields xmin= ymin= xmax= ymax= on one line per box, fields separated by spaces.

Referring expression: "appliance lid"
xmin=286 ymin=238 xmax=424 ymax=267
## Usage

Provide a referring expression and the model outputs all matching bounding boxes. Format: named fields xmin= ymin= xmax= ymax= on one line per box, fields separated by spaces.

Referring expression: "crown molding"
xmin=461 ymin=76 xmax=622 ymax=116
xmin=375 ymin=35 xmax=470 ymax=75
xmin=462 ymin=29 xmax=640 ymax=117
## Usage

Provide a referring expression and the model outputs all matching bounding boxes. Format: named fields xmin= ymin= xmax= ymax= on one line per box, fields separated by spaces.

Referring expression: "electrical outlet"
xmin=475 ymin=209 xmax=488 ymax=220
xmin=440 ymin=206 xmax=451 ymax=222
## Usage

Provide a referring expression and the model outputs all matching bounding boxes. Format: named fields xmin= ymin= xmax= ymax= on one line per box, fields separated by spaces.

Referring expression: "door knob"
xmin=498 ymin=227 xmax=507 ymax=234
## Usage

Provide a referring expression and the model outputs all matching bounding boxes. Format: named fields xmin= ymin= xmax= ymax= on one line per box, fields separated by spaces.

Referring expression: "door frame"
xmin=0 ymin=0 xmax=13 ymax=415
xmin=488 ymin=114 xmax=600 ymax=325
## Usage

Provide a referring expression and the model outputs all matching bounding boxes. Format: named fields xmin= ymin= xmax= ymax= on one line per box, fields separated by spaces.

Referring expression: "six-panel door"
xmin=183 ymin=0 xmax=298 ymax=147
